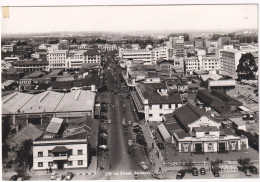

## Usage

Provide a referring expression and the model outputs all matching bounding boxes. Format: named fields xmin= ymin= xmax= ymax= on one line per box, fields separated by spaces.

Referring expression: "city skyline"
xmin=1 ymin=5 xmax=258 ymax=34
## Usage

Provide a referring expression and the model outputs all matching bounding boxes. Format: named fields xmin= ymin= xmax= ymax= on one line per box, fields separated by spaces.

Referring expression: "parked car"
xmin=128 ymin=148 xmax=135 ymax=157
xmin=9 ymin=175 xmax=19 ymax=181
xmin=128 ymin=140 xmax=134 ymax=147
xmin=65 ymin=172 xmax=74 ymax=180
xmin=139 ymin=161 xmax=149 ymax=170
xmin=176 ymin=170 xmax=185 ymax=179
xmin=101 ymin=115 xmax=108 ymax=120
xmin=133 ymin=128 xmax=142 ymax=133
xmin=50 ymin=173 xmax=58 ymax=180
xmin=56 ymin=174 xmax=64 ymax=180
xmin=108 ymin=119 xmax=112 ymax=124
xmin=134 ymin=125 xmax=142 ymax=130
xmin=212 ymin=169 xmax=220 ymax=177
xmin=152 ymin=171 xmax=165 ymax=179
xmin=244 ymin=168 xmax=251 ymax=176
xmin=137 ymin=139 xmax=147 ymax=146
xmin=157 ymin=143 xmax=164 ymax=150
xmin=191 ymin=167 xmax=198 ymax=176
xmin=248 ymin=166 xmax=258 ymax=174
xmin=200 ymin=167 xmax=206 ymax=175
xmin=101 ymin=133 xmax=108 ymax=138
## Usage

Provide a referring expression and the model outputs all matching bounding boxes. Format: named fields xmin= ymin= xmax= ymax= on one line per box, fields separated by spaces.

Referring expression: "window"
xmin=69 ymin=149 xmax=73 ymax=156
xmin=159 ymin=113 xmax=163 ymax=116
xmin=48 ymin=162 xmax=53 ymax=167
xmin=175 ymin=104 xmax=178 ymax=109
xmin=68 ymin=161 xmax=73 ymax=166
xmin=78 ymin=160 xmax=83 ymax=165
xmin=38 ymin=162 xmax=43 ymax=167
xmin=183 ymin=144 xmax=189 ymax=152
xmin=169 ymin=104 xmax=172 ymax=109
xmin=77 ymin=150 xmax=83 ymax=155
xmin=149 ymin=105 xmax=152 ymax=109
xmin=149 ymin=114 xmax=153 ymax=117
xmin=48 ymin=150 xmax=52 ymax=157
xmin=38 ymin=152 xmax=43 ymax=157
xmin=160 ymin=104 xmax=163 ymax=109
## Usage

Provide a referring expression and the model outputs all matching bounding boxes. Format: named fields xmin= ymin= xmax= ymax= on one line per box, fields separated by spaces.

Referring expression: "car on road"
xmin=152 ymin=171 xmax=165 ymax=179
xmin=101 ymin=115 xmax=108 ymax=120
xmin=244 ymin=168 xmax=251 ymax=176
xmin=133 ymin=128 xmax=142 ymax=133
xmin=65 ymin=172 xmax=74 ymax=180
xmin=128 ymin=120 xmax=132 ymax=126
xmin=128 ymin=140 xmax=134 ymax=147
xmin=139 ymin=162 xmax=149 ymax=170
xmin=50 ymin=173 xmax=58 ymax=180
xmin=200 ymin=167 xmax=206 ymax=175
xmin=137 ymin=139 xmax=147 ymax=146
xmin=176 ymin=170 xmax=185 ymax=179
xmin=99 ymin=145 xmax=109 ymax=151
xmin=191 ymin=167 xmax=198 ymax=176
xmin=101 ymin=133 xmax=108 ymax=138
xmin=134 ymin=125 xmax=142 ymax=130
xmin=212 ymin=169 xmax=220 ymax=177
xmin=157 ymin=143 xmax=164 ymax=150
xmin=9 ymin=175 xmax=19 ymax=181
xmin=128 ymin=148 xmax=135 ymax=157
xmin=248 ymin=166 xmax=258 ymax=174
xmin=108 ymin=119 xmax=112 ymax=124
xmin=56 ymin=174 xmax=64 ymax=180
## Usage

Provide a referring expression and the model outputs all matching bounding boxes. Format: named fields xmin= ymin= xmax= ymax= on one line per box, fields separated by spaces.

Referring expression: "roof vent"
xmin=74 ymin=90 xmax=81 ymax=101
xmin=38 ymin=91 xmax=50 ymax=103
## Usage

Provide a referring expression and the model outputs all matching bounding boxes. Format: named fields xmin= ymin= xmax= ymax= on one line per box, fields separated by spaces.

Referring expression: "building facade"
xmin=222 ymin=49 xmax=242 ymax=78
xmin=47 ymin=50 xmax=69 ymax=70
xmin=33 ymin=135 xmax=88 ymax=170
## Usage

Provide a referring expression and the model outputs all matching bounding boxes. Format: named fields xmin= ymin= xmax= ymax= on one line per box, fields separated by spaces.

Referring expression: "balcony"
xmin=52 ymin=153 xmax=68 ymax=160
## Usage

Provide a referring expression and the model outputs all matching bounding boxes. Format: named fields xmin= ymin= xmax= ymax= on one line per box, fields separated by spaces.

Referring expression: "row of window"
xmin=37 ymin=160 xmax=83 ymax=167
xmin=149 ymin=103 xmax=179 ymax=109
xmin=38 ymin=149 xmax=83 ymax=157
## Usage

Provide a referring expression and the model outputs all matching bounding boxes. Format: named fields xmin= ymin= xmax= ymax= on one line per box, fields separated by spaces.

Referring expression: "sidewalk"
xmin=140 ymin=123 xmax=182 ymax=172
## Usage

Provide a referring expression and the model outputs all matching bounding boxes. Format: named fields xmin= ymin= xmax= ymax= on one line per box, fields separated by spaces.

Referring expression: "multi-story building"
xmin=2 ymin=44 xmax=17 ymax=52
xmin=13 ymin=61 xmax=49 ymax=72
xmin=218 ymin=37 xmax=231 ymax=49
xmin=33 ymin=133 xmax=89 ymax=170
xmin=194 ymin=38 xmax=204 ymax=48
xmin=77 ymin=44 xmax=90 ymax=50
xmin=47 ymin=50 xmax=69 ymax=70
xmin=66 ymin=49 xmax=101 ymax=69
xmin=162 ymin=103 xmax=248 ymax=153
xmin=131 ymin=82 xmax=183 ymax=122
xmin=98 ymin=44 xmax=117 ymax=51
xmin=4 ymin=56 xmax=19 ymax=63
xmin=121 ymin=49 xmax=152 ymax=64
xmin=222 ymin=49 xmax=242 ymax=78
xmin=184 ymin=56 xmax=221 ymax=74
xmin=151 ymin=46 xmax=169 ymax=62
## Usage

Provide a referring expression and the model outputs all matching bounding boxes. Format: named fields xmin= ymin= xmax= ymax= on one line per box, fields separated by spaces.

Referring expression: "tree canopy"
xmin=236 ymin=53 xmax=258 ymax=80
xmin=16 ymin=140 xmax=33 ymax=169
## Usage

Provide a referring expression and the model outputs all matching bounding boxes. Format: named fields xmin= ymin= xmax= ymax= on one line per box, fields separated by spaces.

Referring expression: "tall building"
xmin=151 ymin=46 xmax=169 ymax=62
xmin=194 ymin=38 xmax=204 ymax=48
xmin=121 ymin=49 xmax=152 ymax=64
xmin=222 ymin=49 xmax=242 ymax=78
xmin=184 ymin=56 xmax=221 ymax=74
xmin=218 ymin=37 xmax=231 ymax=49
xmin=47 ymin=50 xmax=69 ymax=70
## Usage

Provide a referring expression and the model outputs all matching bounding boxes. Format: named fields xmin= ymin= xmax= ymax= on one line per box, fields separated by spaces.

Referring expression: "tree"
xmin=183 ymin=159 xmax=194 ymax=173
xmin=237 ymin=157 xmax=251 ymax=167
xmin=211 ymin=158 xmax=223 ymax=169
xmin=16 ymin=140 xmax=33 ymax=169
xmin=2 ymin=143 xmax=11 ymax=160
xmin=236 ymin=53 xmax=258 ymax=80
xmin=2 ymin=116 xmax=11 ymax=143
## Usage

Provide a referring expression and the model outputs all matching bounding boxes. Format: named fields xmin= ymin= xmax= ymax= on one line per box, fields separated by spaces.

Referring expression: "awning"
xmin=52 ymin=146 xmax=69 ymax=153
xmin=131 ymin=92 xmax=144 ymax=113
xmin=157 ymin=124 xmax=171 ymax=142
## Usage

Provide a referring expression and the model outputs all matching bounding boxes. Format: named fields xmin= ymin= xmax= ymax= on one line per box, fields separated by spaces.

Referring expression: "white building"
xmin=33 ymin=134 xmax=88 ymax=170
xmin=184 ymin=56 xmax=221 ymax=74
xmin=98 ymin=44 xmax=117 ymax=51
xmin=151 ymin=46 xmax=169 ymax=62
xmin=2 ymin=44 xmax=17 ymax=52
xmin=222 ymin=49 xmax=242 ymax=78
xmin=4 ymin=56 xmax=19 ymax=63
xmin=66 ymin=50 xmax=101 ymax=69
xmin=78 ymin=44 xmax=90 ymax=50
xmin=47 ymin=50 xmax=69 ymax=70
xmin=121 ymin=49 xmax=153 ymax=64
xmin=131 ymin=83 xmax=183 ymax=122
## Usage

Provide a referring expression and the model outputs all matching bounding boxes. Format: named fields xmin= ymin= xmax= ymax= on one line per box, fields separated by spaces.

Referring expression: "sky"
xmin=1 ymin=5 xmax=258 ymax=34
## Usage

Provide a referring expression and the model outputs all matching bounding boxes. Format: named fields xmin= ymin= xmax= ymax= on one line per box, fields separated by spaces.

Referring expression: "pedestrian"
xmin=49 ymin=166 xmax=52 ymax=174
xmin=109 ymin=163 xmax=112 ymax=169
xmin=46 ymin=167 xmax=49 ymax=174
xmin=159 ymin=167 xmax=162 ymax=172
